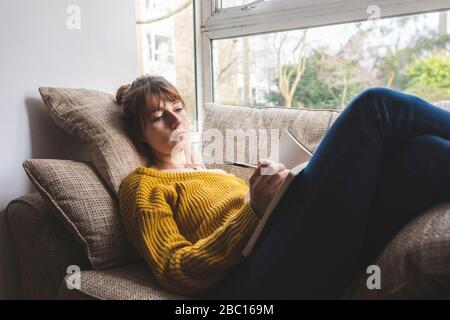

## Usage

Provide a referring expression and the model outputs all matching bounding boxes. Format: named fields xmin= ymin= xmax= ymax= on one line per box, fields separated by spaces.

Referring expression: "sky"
xmin=302 ymin=10 xmax=449 ymax=54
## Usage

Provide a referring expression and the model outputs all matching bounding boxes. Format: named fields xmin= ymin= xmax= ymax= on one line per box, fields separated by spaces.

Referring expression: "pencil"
xmin=224 ymin=161 xmax=258 ymax=169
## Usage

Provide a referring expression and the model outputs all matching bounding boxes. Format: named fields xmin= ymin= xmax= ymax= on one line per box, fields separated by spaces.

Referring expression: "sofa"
xmin=6 ymin=87 xmax=450 ymax=300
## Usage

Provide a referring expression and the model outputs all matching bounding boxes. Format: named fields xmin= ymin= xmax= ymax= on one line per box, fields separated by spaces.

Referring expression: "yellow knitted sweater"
xmin=118 ymin=166 xmax=260 ymax=295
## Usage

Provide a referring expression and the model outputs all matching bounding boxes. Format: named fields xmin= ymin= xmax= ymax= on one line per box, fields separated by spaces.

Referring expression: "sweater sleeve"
xmin=136 ymin=200 xmax=259 ymax=295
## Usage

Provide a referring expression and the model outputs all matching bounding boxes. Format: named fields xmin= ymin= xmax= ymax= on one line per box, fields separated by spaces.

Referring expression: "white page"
xmin=275 ymin=129 xmax=312 ymax=170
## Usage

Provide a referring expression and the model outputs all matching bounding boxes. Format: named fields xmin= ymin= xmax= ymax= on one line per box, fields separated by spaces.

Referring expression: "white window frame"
xmin=207 ymin=0 xmax=450 ymax=38
xmin=194 ymin=0 xmax=450 ymax=114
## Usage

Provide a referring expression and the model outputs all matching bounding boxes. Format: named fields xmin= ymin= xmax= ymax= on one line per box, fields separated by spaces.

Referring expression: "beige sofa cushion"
xmin=58 ymin=263 xmax=184 ymax=300
xmin=38 ymin=87 xmax=148 ymax=195
xmin=345 ymin=202 xmax=450 ymax=299
xmin=22 ymin=159 xmax=138 ymax=270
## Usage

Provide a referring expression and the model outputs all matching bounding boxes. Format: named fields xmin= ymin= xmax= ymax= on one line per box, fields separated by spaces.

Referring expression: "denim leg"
xmin=360 ymin=134 xmax=450 ymax=267
xmin=303 ymin=87 xmax=450 ymax=192
xmin=211 ymin=88 xmax=450 ymax=300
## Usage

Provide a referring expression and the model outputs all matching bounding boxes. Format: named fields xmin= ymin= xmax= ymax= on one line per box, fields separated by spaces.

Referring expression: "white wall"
xmin=0 ymin=0 xmax=138 ymax=298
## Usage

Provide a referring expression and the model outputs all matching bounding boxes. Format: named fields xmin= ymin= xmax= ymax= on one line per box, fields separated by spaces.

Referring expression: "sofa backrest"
xmin=202 ymin=103 xmax=341 ymax=181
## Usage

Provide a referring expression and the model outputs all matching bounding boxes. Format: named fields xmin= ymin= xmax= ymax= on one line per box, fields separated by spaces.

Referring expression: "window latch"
xmin=241 ymin=4 xmax=257 ymax=11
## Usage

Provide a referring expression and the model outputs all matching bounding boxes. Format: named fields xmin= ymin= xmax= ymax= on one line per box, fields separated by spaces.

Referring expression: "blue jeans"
xmin=207 ymin=87 xmax=450 ymax=299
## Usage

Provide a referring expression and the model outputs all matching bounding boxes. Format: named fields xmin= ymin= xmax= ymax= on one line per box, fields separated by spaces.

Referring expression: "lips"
xmin=173 ymin=129 xmax=187 ymax=136
xmin=171 ymin=129 xmax=188 ymax=141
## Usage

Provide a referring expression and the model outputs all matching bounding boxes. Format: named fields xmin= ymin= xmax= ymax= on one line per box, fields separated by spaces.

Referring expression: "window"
xmin=136 ymin=0 xmax=197 ymax=132
xmin=154 ymin=35 xmax=174 ymax=63
xmin=199 ymin=0 xmax=450 ymax=110
xmin=213 ymin=10 xmax=450 ymax=109
xmin=146 ymin=33 xmax=152 ymax=61
xmin=146 ymin=33 xmax=174 ymax=63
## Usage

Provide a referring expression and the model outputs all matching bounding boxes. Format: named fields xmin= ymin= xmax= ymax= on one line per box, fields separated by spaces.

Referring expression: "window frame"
xmin=194 ymin=0 xmax=450 ymax=111
xmin=207 ymin=0 xmax=450 ymax=39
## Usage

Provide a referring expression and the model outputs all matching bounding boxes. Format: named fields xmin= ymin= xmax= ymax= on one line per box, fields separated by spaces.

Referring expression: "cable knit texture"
xmin=118 ymin=166 xmax=260 ymax=295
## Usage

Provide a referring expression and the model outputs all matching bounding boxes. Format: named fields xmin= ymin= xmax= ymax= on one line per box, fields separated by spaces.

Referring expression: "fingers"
xmin=258 ymin=159 xmax=286 ymax=176
xmin=251 ymin=161 xmax=288 ymax=186
xmin=251 ymin=169 xmax=289 ymax=196
xmin=250 ymin=159 xmax=287 ymax=187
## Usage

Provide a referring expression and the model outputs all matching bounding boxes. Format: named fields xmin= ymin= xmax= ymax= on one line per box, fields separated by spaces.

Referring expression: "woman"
xmin=117 ymin=75 xmax=450 ymax=299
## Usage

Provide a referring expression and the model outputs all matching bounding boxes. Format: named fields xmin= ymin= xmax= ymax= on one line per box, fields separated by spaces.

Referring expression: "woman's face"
xmin=141 ymin=99 xmax=190 ymax=157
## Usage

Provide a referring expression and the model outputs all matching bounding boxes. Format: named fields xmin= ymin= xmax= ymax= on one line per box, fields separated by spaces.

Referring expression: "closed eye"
xmin=153 ymin=108 xmax=183 ymax=122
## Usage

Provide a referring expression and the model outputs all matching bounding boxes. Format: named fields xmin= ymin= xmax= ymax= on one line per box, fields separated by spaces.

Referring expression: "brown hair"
xmin=116 ymin=75 xmax=187 ymax=164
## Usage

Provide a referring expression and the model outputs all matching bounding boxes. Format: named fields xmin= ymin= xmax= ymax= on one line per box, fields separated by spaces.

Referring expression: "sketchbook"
xmin=242 ymin=129 xmax=313 ymax=257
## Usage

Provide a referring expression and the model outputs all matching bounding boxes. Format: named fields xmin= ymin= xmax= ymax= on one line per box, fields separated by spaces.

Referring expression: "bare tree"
xmin=275 ymin=30 xmax=308 ymax=108
xmin=438 ymin=11 xmax=448 ymax=52
xmin=316 ymin=30 xmax=371 ymax=108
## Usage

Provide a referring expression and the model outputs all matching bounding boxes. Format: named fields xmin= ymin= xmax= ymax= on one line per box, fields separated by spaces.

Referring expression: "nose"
xmin=168 ymin=110 xmax=183 ymax=129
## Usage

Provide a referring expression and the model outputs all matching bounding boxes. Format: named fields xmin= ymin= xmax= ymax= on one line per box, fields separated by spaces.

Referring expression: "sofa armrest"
xmin=6 ymin=192 xmax=89 ymax=299
xmin=344 ymin=201 xmax=450 ymax=299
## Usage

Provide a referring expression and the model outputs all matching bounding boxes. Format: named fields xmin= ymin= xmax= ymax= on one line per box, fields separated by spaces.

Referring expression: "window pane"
xmin=136 ymin=0 xmax=197 ymax=131
xmin=213 ymin=10 xmax=450 ymax=109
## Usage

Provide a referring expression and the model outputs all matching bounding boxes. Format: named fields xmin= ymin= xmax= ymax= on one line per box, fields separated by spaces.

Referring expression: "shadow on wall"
xmin=23 ymin=96 xmax=89 ymax=195
xmin=0 ymin=208 xmax=21 ymax=299
xmin=25 ymin=96 xmax=89 ymax=161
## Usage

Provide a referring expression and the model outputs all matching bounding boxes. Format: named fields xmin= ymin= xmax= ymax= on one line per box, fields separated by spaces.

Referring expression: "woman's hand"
xmin=249 ymin=159 xmax=290 ymax=218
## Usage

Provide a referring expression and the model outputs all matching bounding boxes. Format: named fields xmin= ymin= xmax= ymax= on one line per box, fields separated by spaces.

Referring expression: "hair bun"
xmin=116 ymin=84 xmax=131 ymax=105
